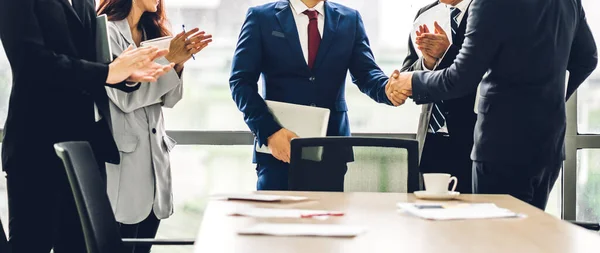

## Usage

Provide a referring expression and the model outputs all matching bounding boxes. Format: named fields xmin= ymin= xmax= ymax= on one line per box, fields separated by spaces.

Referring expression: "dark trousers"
xmin=257 ymin=160 xmax=348 ymax=191
xmin=473 ymin=160 xmax=562 ymax=210
xmin=420 ymin=133 xmax=473 ymax=193
xmin=5 ymin=154 xmax=91 ymax=253
xmin=119 ymin=212 xmax=161 ymax=253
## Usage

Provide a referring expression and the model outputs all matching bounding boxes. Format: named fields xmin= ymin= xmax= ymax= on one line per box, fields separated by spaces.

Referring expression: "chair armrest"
xmin=122 ymin=238 xmax=195 ymax=246
xmin=568 ymin=221 xmax=600 ymax=231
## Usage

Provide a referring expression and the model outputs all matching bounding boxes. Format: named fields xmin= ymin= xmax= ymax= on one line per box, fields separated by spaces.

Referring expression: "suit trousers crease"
xmin=473 ymin=160 xmax=562 ymax=210
xmin=419 ymin=133 xmax=474 ymax=194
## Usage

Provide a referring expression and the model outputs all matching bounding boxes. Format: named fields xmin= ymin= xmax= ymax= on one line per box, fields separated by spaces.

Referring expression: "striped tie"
xmin=429 ymin=7 xmax=461 ymax=133
xmin=450 ymin=7 xmax=462 ymax=39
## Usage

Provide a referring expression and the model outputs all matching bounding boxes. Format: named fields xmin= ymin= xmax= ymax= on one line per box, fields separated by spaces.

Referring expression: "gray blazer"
xmin=105 ymin=19 xmax=183 ymax=224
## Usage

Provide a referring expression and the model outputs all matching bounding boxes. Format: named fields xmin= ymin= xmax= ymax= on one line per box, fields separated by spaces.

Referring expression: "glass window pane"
xmin=0 ymin=144 xmax=7 ymax=234
xmin=162 ymin=0 xmax=428 ymax=132
xmin=545 ymin=172 xmax=562 ymax=218
xmin=576 ymin=149 xmax=600 ymax=222
xmin=577 ymin=0 xmax=600 ymax=134
xmin=0 ymin=41 xmax=10 ymax=127
xmin=153 ymin=145 xmax=255 ymax=253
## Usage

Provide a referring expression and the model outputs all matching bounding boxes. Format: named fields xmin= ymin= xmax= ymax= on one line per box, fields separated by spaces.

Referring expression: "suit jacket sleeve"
xmin=411 ymin=0 xmax=505 ymax=104
xmin=230 ymin=8 xmax=282 ymax=147
xmin=565 ymin=1 xmax=598 ymax=101
xmin=348 ymin=11 xmax=393 ymax=106
xmin=162 ymin=74 xmax=184 ymax=108
xmin=104 ymin=23 xmax=182 ymax=113
xmin=0 ymin=0 xmax=115 ymax=92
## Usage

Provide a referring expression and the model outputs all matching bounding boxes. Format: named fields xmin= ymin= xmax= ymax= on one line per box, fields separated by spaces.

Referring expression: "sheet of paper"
xmin=211 ymin=193 xmax=308 ymax=202
xmin=230 ymin=207 xmax=343 ymax=219
xmin=238 ymin=223 xmax=365 ymax=237
xmin=411 ymin=4 xmax=452 ymax=58
xmin=397 ymin=202 xmax=525 ymax=221
xmin=140 ymin=36 xmax=173 ymax=50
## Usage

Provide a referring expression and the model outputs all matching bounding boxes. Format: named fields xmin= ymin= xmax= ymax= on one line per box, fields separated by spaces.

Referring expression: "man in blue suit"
xmin=230 ymin=0 xmax=403 ymax=191
xmin=389 ymin=0 xmax=598 ymax=209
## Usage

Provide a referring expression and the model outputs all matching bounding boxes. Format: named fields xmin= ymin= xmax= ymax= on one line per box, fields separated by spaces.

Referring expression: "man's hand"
xmin=127 ymin=62 xmax=175 ymax=83
xmin=267 ymin=128 xmax=299 ymax=163
xmin=386 ymin=70 xmax=410 ymax=106
xmin=106 ymin=46 xmax=170 ymax=84
xmin=416 ymin=22 xmax=451 ymax=69
xmin=415 ymin=25 xmax=438 ymax=69
xmin=387 ymin=70 xmax=413 ymax=104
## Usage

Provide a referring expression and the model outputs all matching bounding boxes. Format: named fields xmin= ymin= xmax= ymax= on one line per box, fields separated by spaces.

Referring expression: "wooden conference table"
xmin=194 ymin=191 xmax=600 ymax=253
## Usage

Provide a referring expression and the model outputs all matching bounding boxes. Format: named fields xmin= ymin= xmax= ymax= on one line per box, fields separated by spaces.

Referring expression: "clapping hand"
xmin=166 ymin=28 xmax=213 ymax=71
xmin=415 ymin=22 xmax=451 ymax=69
xmin=107 ymin=46 xmax=173 ymax=84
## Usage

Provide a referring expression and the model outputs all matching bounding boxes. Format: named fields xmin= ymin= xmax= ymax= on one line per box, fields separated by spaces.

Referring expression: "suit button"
xmin=310 ymin=103 xmax=316 ymax=107
xmin=309 ymin=76 xmax=315 ymax=82
xmin=152 ymin=128 xmax=156 ymax=134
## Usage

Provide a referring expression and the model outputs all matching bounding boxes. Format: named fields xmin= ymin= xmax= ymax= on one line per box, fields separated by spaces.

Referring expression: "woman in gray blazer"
xmin=97 ymin=0 xmax=212 ymax=252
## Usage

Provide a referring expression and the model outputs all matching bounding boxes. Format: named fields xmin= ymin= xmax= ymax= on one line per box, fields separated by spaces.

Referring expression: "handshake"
xmin=385 ymin=70 xmax=413 ymax=106
xmin=385 ymin=21 xmax=451 ymax=107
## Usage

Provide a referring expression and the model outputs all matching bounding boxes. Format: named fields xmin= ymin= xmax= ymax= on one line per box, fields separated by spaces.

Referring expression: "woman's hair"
xmin=97 ymin=0 xmax=172 ymax=39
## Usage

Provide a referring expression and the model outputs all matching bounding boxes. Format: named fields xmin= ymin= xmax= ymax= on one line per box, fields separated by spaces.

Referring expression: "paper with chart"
xmin=238 ymin=224 xmax=365 ymax=237
xmin=230 ymin=207 xmax=343 ymax=219
xmin=397 ymin=202 xmax=525 ymax=220
xmin=411 ymin=4 xmax=452 ymax=58
xmin=211 ymin=193 xmax=308 ymax=202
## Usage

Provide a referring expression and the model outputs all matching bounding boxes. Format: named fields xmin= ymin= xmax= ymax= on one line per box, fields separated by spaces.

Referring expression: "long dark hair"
xmin=97 ymin=0 xmax=172 ymax=39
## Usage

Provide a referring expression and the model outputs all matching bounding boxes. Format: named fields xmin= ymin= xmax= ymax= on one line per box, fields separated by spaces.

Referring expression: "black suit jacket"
xmin=401 ymin=1 xmax=477 ymax=159
xmin=411 ymin=0 xmax=598 ymax=165
xmin=0 ymin=0 xmax=140 ymax=170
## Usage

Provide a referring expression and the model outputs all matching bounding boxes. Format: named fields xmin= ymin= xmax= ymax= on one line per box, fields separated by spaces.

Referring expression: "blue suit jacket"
xmin=411 ymin=0 xmax=598 ymax=165
xmin=230 ymin=0 xmax=392 ymax=166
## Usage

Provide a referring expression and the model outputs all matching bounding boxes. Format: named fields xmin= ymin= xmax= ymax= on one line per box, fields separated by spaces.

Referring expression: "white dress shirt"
xmin=422 ymin=0 xmax=472 ymax=71
xmin=288 ymin=0 xmax=325 ymax=64
xmin=424 ymin=0 xmax=472 ymax=133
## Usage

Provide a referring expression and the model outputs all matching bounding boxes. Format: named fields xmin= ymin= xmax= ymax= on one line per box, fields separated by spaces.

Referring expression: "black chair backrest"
xmin=0 ymin=216 xmax=9 ymax=253
xmin=289 ymin=137 xmax=421 ymax=193
xmin=54 ymin=142 xmax=124 ymax=253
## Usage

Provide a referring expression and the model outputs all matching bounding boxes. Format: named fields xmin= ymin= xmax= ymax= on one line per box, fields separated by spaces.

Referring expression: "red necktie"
xmin=303 ymin=10 xmax=321 ymax=69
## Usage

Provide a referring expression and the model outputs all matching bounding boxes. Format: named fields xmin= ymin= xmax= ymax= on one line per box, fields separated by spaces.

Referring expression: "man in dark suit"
xmin=402 ymin=0 xmax=476 ymax=194
xmin=0 ymin=0 xmax=173 ymax=252
xmin=388 ymin=0 xmax=598 ymax=209
xmin=230 ymin=0 xmax=403 ymax=191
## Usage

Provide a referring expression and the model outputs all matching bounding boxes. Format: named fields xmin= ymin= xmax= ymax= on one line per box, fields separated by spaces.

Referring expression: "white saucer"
xmin=414 ymin=191 xmax=461 ymax=200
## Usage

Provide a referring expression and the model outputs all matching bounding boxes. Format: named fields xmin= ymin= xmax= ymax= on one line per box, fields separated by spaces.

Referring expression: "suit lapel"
xmin=274 ymin=1 xmax=310 ymax=71
xmin=313 ymin=2 xmax=340 ymax=70
xmin=454 ymin=4 xmax=471 ymax=44
xmin=58 ymin=0 xmax=84 ymax=25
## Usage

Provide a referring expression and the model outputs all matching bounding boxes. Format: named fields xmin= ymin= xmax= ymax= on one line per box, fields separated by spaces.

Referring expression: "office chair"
xmin=289 ymin=137 xmax=421 ymax=193
xmin=0 ymin=216 xmax=9 ymax=253
xmin=54 ymin=142 xmax=194 ymax=253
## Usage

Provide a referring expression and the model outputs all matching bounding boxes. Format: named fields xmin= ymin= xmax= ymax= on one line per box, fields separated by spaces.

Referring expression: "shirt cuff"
xmin=125 ymin=82 xmax=139 ymax=87
xmin=421 ymin=59 xmax=433 ymax=71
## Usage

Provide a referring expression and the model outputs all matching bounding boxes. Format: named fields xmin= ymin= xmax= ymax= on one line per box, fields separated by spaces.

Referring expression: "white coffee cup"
xmin=423 ymin=173 xmax=458 ymax=193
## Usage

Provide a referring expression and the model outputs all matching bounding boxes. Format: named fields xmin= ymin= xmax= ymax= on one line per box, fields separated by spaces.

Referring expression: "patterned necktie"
xmin=429 ymin=7 xmax=461 ymax=133
xmin=303 ymin=10 xmax=321 ymax=69
xmin=450 ymin=7 xmax=462 ymax=41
